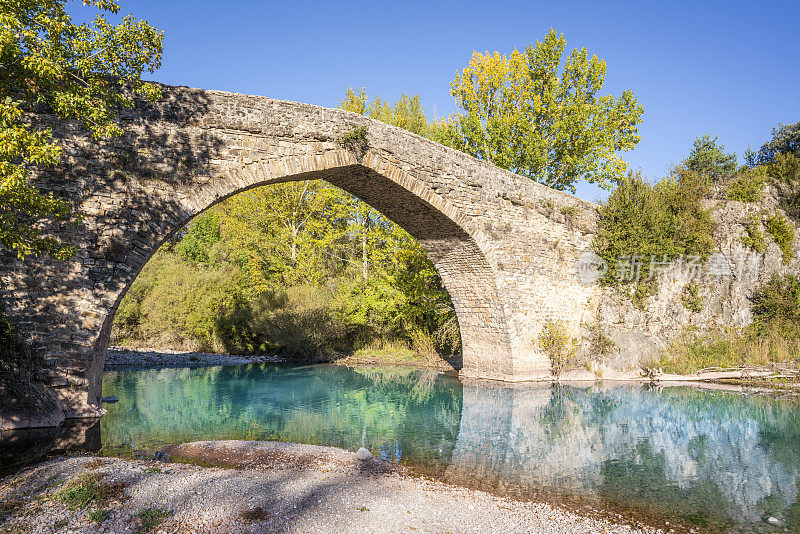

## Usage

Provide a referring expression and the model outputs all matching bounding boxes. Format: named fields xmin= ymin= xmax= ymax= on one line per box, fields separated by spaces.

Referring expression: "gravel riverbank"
xmin=105 ymin=348 xmax=284 ymax=368
xmin=0 ymin=440 xmax=659 ymax=534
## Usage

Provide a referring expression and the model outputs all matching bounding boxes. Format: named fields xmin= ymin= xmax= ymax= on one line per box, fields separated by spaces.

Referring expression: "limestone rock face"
xmin=590 ymin=183 xmax=799 ymax=369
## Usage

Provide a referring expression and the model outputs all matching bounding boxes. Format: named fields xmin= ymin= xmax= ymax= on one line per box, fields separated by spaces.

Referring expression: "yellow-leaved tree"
xmin=443 ymin=29 xmax=644 ymax=193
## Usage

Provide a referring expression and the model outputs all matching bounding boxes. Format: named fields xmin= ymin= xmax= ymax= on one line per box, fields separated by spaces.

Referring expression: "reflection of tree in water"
xmin=599 ymin=439 xmax=733 ymax=530
xmin=100 ymin=364 xmax=462 ymax=466
xmin=541 ymin=385 xmax=579 ymax=443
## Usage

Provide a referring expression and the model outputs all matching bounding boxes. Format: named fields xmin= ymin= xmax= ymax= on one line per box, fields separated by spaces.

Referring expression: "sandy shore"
xmin=0 ymin=440 xmax=658 ymax=534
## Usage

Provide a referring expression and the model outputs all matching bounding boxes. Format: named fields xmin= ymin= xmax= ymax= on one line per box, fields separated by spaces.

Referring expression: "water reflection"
xmin=98 ymin=364 xmax=800 ymax=532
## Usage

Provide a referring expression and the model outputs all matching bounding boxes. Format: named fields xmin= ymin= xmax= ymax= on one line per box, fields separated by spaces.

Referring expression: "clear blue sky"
xmin=73 ymin=0 xmax=799 ymax=202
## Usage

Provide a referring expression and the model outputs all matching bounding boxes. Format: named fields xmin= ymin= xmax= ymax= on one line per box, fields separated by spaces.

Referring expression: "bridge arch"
xmin=92 ymin=153 xmax=515 ymax=406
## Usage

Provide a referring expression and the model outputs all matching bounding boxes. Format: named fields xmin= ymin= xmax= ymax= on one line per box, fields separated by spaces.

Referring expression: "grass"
xmin=654 ymin=329 xmax=799 ymax=375
xmin=144 ymin=466 xmax=162 ymax=473
xmin=137 ymin=507 xmax=171 ymax=532
xmin=56 ymin=474 xmax=127 ymax=510
xmin=346 ymin=338 xmax=443 ymax=367
xmin=56 ymin=475 xmax=108 ymax=510
xmin=88 ymin=509 xmax=109 ymax=522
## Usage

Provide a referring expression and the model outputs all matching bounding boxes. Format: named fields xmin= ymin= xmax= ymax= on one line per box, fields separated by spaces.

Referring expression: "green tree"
xmin=0 ymin=0 xmax=163 ymax=259
xmin=593 ymin=170 xmax=714 ymax=284
xmin=175 ymin=210 xmax=222 ymax=265
xmin=681 ymin=134 xmax=737 ymax=183
xmin=757 ymin=120 xmax=800 ymax=164
xmin=219 ymin=181 xmax=352 ymax=292
xmin=444 ymin=29 xmax=644 ymax=193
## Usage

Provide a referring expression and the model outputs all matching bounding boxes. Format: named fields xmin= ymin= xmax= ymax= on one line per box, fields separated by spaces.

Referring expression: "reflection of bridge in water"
xmin=3 ymin=368 xmax=799 ymax=531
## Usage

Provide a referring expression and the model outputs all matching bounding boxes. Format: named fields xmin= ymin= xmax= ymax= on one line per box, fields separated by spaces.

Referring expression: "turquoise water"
xmin=101 ymin=364 xmax=800 ymax=532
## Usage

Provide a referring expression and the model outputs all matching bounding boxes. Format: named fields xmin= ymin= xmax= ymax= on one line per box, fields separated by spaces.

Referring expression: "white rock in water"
xmin=766 ymin=517 xmax=781 ymax=525
xmin=356 ymin=447 xmax=372 ymax=461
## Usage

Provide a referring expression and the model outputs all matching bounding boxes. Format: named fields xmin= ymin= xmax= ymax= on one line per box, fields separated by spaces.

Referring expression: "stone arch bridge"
xmin=0 ymin=85 xmax=600 ymax=421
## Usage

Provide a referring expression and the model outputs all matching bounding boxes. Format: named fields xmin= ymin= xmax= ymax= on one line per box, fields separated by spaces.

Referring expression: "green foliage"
xmin=770 ymin=151 xmax=800 ymax=185
xmin=341 ymin=88 xmax=429 ymax=136
xmin=631 ymin=279 xmax=658 ymax=310
xmin=765 ymin=214 xmax=796 ymax=262
xmin=337 ymin=126 xmax=368 ymax=153
xmin=585 ymin=322 xmax=616 ymax=360
xmin=539 ymin=320 xmax=580 ymax=377
xmin=593 ymin=170 xmax=715 ymax=285
xmin=681 ymin=283 xmax=703 ymax=313
xmin=681 ymin=134 xmax=737 ymax=183
xmin=757 ymin=120 xmax=800 ymax=164
xmin=112 ymin=251 xmax=254 ymax=353
xmin=444 ymin=29 xmax=644 ymax=193
xmin=726 ymin=169 xmax=765 ymax=202
xmin=175 ymin=210 xmax=221 ymax=265
xmin=750 ymin=274 xmax=800 ymax=340
xmin=88 ymin=509 xmax=109 ymax=522
xmin=741 ymin=217 xmax=767 ymax=253
xmin=137 ymin=508 xmax=170 ymax=533
xmin=113 ymin=181 xmax=460 ymax=360
xmin=0 ymin=0 xmax=163 ymax=259
xmin=56 ymin=475 xmax=108 ymax=510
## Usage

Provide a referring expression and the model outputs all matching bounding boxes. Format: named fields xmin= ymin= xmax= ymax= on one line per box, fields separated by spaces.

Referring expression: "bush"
xmin=750 ymin=274 xmax=800 ymax=340
xmin=594 ymin=170 xmax=714 ymax=285
xmin=766 ymin=214 xmax=796 ymax=262
xmin=539 ymin=320 xmax=580 ymax=377
xmin=741 ymin=217 xmax=767 ymax=253
xmin=757 ymin=120 xmax=800 ymax=165
xmin=112 ymin=251 xmax=256 ymax=353
xmin=769 ymin=152 xmax=800 ymax=185
xmin=253 ymin=286 xmax=348 ymax=360
xmin=682 ymin=283 xmax=703 ymax=313
xmin=726 ymin=170 xmax=765 ymax=202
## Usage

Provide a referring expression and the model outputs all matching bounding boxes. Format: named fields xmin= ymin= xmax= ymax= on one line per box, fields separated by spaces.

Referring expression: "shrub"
xmin=594 ymin=170 xmax=714 ymax=285
xmin=585 ymin=322 xmax=616 ymax=360
xmin=741 ymin=217 xmax=767 ymax=253
xmin=682 ymin=283 xmax=703 ymax=313
xmin=726 ymin=171 xmax=765 ymax=202
xmin=757 ymin=120 xmax=800 ymax=164
xmin=769 ymin=152 xmax=800 ymax=185
xmin=766 ymin=214 xmax=796 ymax=262
xmin=631 ymin=279 xmax=659 ymax=310
xmin=338 ymin=126 xmax=368 ymax=154
xmin=750 ymin=274 xmax=800 ymax=340
xmin=539 ymin=320 xmax=580 ymax=377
